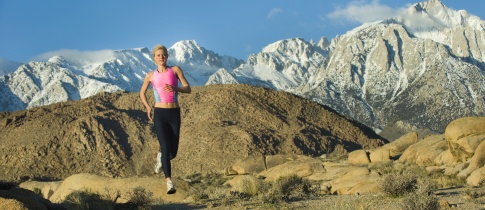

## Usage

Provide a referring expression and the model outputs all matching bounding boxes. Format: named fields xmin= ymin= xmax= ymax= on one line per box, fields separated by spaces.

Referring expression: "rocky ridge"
xmin=0 ymin=84 xmax=387 ymax=182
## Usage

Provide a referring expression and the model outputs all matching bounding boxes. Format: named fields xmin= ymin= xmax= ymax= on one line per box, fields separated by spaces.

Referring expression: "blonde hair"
xmin=152 ymin=44 xmax=168 ymax=57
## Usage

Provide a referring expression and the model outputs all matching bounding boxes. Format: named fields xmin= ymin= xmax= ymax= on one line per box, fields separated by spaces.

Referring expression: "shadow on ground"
xmin=152 ymin=203 xmax=207 ymax=210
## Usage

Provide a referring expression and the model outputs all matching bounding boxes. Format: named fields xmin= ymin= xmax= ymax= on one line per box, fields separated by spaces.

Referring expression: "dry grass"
xmin=60 ymin=187 xmax=153 ymax=210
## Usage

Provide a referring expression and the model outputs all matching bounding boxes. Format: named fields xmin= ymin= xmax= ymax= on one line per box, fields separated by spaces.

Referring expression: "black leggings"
xmin=153 ymin=108 xmax=181 ymax=178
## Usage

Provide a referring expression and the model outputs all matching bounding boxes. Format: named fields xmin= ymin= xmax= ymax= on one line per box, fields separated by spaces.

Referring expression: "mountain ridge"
xmin=1 ymin=0 xmax=484 ymax=135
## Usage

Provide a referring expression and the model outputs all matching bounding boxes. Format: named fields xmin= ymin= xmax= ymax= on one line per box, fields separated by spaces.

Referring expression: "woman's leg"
xmin=153 ymin=108 xmax=173 ymax=179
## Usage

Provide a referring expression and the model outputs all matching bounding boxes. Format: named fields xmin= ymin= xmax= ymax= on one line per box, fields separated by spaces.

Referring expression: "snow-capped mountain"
xmin=168 ymin=40 xmax=245 ymax=86
xmin=206 ymin=38 xmax=329 ymax=93
xmin=302 ymin=0 xmax=485 ymax=132
xmin=207 ymin=0 xmax=485 ymax=132
xmin=0 ymin=41 xmax=243 ymax=112
xmin=1 ymin=0 xmax=483 ymax=134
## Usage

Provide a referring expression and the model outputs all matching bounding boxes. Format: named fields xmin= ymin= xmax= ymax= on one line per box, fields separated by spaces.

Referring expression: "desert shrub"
xmin=122 ymin=186 xmax=153 ymax=209
xmin=61 ymin=187 xmax=152 ymax=210
xmin=368 ymin=161 xmax=395 ymax=175
xmin=185 ymin=172 xmax=231 ymax=203
xmin=260 ymin=174 xmax=316 ymax=204
xmin=401 ymin=193 xmax=439 ymax=210
xmin=61 ymin=189 xmax=115 ymax=210
xmin=381 ymin=173 xmax=418 ymax=197
xmin=430 ymin=173 xmax=466 ymax=189
xmin=33 ymin=187 xmax=43 ymax=197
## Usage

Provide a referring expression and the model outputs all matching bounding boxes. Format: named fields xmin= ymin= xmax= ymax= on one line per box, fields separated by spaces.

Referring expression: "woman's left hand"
xmin=163 ymin=84 xmax=176 ymax=92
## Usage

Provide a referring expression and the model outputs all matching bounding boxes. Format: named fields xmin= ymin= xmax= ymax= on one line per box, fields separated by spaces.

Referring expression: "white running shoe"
xmin=167 ymin=180 xmax=176 ymax=194
xmin=154 ymin=152 xmax=162 ymax=174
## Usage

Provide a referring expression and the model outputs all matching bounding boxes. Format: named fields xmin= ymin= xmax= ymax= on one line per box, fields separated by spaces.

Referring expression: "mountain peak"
xmin=403 ymin=0 xmax=484 ymax=31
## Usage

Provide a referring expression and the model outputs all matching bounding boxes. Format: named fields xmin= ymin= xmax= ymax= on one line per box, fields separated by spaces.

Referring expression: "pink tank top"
xmin=151 ymin=67 xmax=178 ymax=103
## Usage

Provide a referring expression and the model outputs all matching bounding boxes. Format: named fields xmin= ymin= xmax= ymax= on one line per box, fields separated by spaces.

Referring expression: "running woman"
xmin=139 ymin=44 xmax=191 ymax=194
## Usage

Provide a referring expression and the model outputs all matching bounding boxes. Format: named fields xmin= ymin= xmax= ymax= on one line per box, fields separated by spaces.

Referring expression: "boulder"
xmin=19 ymin=181 xmax=62 ymax=200
xmin=312 ymin=162 xmax=366 ymax=181
xmin=48 ymin=173 xmax=190 ymax=203
xmin=265 ymin=154 xmax=312 ymax=169
xmin=444 ymin=162 xmax=468 ymax=176
xmin=466 ymin=166 xmax=485 ymax=187
xmin=458 ymin=140 xmax=485 ymax=179
xmin=445 ymin=117 xmax=485 ymax=162
xmin=434 ymin=149 xmax=457 ymax=166
xmin=228 ymin=155 xmax=266 ymax=175
xmin=398 ymin=134 xmax=447 ymax=166
xmin=369 ymin=148 xmax=391 ymax=163
xmin=382 ymin=132 xmax=418 ymax=157
xmin=330 ymin=168 xmax=381 ymax=195
xmin=347 ymin=150 xmax=370 ymax=165
xmin=258 ymin=158 xmax=325 ymax=181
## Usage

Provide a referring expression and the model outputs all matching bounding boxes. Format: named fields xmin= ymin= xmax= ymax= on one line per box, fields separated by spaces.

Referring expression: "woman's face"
xmin=154 ymin=49 xmax=168 ymax=65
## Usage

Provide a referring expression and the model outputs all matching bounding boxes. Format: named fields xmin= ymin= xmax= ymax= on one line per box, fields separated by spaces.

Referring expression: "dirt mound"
xmin=0 ymin=84 xmax=387 ymax=182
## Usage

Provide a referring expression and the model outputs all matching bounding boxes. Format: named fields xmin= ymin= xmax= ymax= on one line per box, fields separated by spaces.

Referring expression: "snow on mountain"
xmin=168 ymin=40 xmax=244 ymax=86
xmin=1 ymin=0 xmax=483 ymax=134
xmin=0 ymin=58 xmax=22 ymax=76
xmin=206 ymin=37 xmax=329 ymax=93
xmin=208 ymin=0 xmax=485 ymax=133
xmin=0 ymin=41 xmax=244 ymax=112
xmin=301 ymin=0 xmax=485 ymax=132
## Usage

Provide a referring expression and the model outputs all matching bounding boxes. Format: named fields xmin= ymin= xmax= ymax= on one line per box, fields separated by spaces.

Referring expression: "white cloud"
xmin=327 ymin=0 xmax=407 ymax=24
xmin=267 ymin=8 xmax=284 ymax=19
xmin=32 ymin=49 xmax=115 ymax=65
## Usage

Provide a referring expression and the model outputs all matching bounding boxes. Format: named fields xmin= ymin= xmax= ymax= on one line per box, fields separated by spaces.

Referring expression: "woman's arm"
xmin=171 ymin=66 xmax=191 ymax=94
xmin=140 ymin=72 xmax=153 ymax=121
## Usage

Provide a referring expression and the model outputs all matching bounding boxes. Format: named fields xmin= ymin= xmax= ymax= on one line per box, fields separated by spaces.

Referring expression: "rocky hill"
xmin=0 ymin=85 xmax=387 ymax=182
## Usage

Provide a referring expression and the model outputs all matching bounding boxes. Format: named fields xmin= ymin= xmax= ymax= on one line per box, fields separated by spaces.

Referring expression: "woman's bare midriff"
xmin=154 ymin=102 xmax=180 ymax=108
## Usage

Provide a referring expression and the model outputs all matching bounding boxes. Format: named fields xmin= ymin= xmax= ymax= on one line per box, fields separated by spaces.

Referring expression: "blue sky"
xmin=1 ymin=0 xmax=484 ymax=63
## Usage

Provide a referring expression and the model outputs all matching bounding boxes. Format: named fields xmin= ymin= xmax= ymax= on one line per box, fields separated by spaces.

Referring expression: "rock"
xmin=398 ymin=134 xmax=447 ymax=166
xmin=312 ymin=162 xmax=366 ymax=181
xmin=445 ymin=117 xmax=485 ymax=162
xmin=434 ymin=149 xmax=457 ymax=166
xmin=330 ymin=168 xmax=381 ymax=195
xmin=19 ymin=181 xmax=62 ymax=200
xmin=265 ymin=154 xmax=312 ymax=169
xmin=458 ymin=140 xmax=485 ymax=179
xmin=382 ymin=132 xmax=418 ymax=157
xmin=48 ymin=173 xmax=190 ymax=204
xmin=229 ymin=155 xmax=266 ymax=175
xmin=347 ymin=150 xmax=370 ymax=165
xmin=466 ymin=166 xmax=485 ymax=187
xmin=258 ymin=158 xmax=325 ymax=181
xmin=438 ymin=199 xmax=451 ymax=209
xmin=369 ymin=148 xmax=391 ymax=163
xmin=444 ymin=162 xmax=468 ymax=176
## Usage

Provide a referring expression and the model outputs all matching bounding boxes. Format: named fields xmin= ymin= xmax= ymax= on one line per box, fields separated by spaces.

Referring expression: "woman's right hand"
xmin=146 ymin=106 xmax=153 ymax=122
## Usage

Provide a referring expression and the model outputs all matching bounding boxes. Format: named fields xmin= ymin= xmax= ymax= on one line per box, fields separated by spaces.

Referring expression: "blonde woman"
xmin=139 ymin=44 xmax=191 ymax=194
